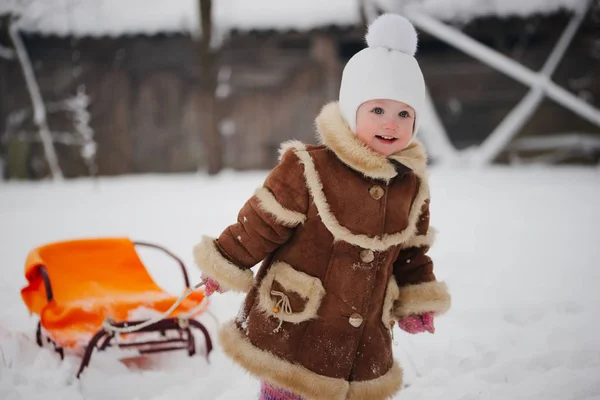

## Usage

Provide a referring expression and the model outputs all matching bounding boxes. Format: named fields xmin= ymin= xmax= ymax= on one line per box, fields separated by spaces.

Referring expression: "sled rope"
xmin=102 ymin=282 xmax=218 ymax=334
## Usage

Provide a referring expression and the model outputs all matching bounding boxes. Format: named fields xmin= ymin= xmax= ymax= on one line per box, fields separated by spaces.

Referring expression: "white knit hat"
xmin=339 ymin=14 xmax=426 ymax=135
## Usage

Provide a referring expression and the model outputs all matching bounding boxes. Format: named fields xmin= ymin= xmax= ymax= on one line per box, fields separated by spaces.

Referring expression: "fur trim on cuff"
xmin=193 ymin=235 xmax=254 ymax=293
xmin=393 ymin=281 xmax=451 ymax=317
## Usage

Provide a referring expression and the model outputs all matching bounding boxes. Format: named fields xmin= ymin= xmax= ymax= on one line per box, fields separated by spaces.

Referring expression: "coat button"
xmin=349 ymin=313 xmax=363 ymax=328
xmin=360 ymin=249 xmax=374 ymax=263
xmin=369 ymin=185 xmax=384 ymax=200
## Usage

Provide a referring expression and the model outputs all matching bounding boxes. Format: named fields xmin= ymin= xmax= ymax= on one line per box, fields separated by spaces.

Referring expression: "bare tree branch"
xmin=9 ymin=19 xmax=63 ymax=179
xmin=3 ymin=85 xmax=98 ymax=176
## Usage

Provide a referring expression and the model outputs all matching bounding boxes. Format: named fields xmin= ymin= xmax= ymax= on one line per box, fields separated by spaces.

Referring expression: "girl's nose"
xmin=383 ymin=119 xmax=398 ymax=131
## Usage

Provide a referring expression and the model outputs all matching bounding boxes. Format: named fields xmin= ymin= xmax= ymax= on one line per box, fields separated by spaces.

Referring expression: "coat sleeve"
xmin=193 ymin=148 xmax=309 ymax=293
xmin=392 ymin=193 xmax=451 ymax=318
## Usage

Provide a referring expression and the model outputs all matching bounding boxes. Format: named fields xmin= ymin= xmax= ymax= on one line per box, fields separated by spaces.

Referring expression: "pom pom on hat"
xmin=338 ymin=13 xmax=426 ymax=136
xmin=365 ymin=14 xmax=418 ymax=56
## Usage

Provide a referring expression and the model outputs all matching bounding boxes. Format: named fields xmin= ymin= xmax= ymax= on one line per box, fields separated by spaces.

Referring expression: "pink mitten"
xmin=398 ymin=311 xmax=435 ymax=334
xmin=200 ymin=274 xmax=226 ymax=296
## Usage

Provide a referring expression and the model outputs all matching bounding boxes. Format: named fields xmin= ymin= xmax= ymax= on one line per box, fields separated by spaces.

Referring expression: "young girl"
xmin=193 ymin=13 xmax=451 ymax=400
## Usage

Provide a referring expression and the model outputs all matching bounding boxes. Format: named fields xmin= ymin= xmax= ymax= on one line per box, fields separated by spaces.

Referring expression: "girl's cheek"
xmin=402 ymin=120 xmax=414 ymax=132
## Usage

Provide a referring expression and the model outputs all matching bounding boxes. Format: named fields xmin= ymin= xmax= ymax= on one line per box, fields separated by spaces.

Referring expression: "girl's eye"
xmin=399 ymin=110 xmax=410 ymax=118
xmin=372 ymin=107 xmax=384 ymax=115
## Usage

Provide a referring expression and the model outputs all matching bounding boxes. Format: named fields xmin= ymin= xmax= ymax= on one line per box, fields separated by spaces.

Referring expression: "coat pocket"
xmin=257 ymin=261 xmax=325 ymax=325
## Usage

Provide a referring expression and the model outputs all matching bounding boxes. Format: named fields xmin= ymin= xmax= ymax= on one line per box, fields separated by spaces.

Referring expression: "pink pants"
xmin=259 ymin=381 xmax=304 ymax=400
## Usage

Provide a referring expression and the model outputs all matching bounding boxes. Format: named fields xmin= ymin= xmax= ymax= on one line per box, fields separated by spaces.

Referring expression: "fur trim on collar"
xmin=315 ymin=102 xmax=428 ymax=181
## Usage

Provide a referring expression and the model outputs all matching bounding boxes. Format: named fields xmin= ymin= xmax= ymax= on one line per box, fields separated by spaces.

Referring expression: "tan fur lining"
xmin=400 ymin=227 xmax=438 ymax=249
xmin=315 ymin=102 xmax=398 ymax=182
xmin=389 ymin=141 xmax=429 ymax=179
xmin=315 ymin=102 xmax=429 ymax=182
xmin=192 ymin=236 xmax=253 ymax=293
xmin=381 ymin=277 xmax=400 ymax=328
xmin=279 ymin=140 xmax=306 ymax=158
xmin=219 ymin=321 xmax=349 ymax=400
xmin=347 ymin=362 xmax=403 ymax=400
xmin=254 ymin=187 xmax=307 ymax=227
xmin=394 ymin=281 xmax=451 ymax=317
xmin=257 ymin=261 xmax=325 ymax=324
xmin=284 ymin=140 xmax=431 ymax=251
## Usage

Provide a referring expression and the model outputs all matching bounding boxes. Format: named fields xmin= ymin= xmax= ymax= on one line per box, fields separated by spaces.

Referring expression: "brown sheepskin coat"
xmin=193 ymin=102 xmax=451 ymax=400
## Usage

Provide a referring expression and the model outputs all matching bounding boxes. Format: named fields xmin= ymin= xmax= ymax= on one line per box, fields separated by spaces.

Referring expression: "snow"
xmin=0 ymin=44 xmax=16 ymax=60
xmin=411 ymin=0 xmax=583 ymax=23
xmin=0 ymin=0 xmax=583 ymax=37
xmin=405 ymin=1 xmax=600 ymax=166
xmin=214 ymin=0 xmax=360 ymax=33
xmin=1 ymin=0 xmax=200 ymax=37
xmin=1 ymin=166 xmax=599 ymax=399
xmin=2 ymin=0 xmax=359 ymax=37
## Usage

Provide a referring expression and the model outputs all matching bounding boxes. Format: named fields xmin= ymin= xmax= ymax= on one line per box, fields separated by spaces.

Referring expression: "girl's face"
xmin=355 ymin=99 xmax=415 ymax=156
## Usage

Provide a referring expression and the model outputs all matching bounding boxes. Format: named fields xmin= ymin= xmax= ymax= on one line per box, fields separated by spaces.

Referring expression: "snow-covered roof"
xmin=0 ymin=0 xmax=583 ymax=38
xmin=415 ymin=0 xmax=583 ymax=22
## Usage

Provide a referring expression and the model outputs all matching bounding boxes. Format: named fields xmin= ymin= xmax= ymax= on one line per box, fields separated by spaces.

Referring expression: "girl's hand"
xmin=199 ymin=274 xmax=226 ymax=296
xmin=398 ymin=311 xmax=435 ymax=334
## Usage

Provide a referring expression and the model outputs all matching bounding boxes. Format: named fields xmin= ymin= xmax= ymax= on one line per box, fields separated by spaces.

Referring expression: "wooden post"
xmin=197 ymin=0 xmax=222 ymax=175
xmin=310 ymin=34 xmax=341 ymax=102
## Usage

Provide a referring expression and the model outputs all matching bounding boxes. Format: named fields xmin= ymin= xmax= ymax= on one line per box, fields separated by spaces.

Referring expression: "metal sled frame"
xmin=31 ymin=241 xmax=213 ymax=378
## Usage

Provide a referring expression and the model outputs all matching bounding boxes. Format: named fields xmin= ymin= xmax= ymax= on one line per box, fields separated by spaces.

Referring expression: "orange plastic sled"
xmin=21 ymin=238 xmax=212 ymax=377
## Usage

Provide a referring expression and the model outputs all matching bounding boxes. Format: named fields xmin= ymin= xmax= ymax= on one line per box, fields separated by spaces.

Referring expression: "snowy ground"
xmin=0 ymin=166 xmax=599 ymax=400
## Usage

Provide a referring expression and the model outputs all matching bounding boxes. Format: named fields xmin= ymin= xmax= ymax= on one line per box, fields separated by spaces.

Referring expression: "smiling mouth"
xmin=375 ymin=135 xmax=397 ymax=143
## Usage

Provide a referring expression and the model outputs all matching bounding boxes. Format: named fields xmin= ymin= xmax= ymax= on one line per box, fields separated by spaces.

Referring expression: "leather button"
xmin=369 ymin=185 xmax=384 ymax=200
xmin=360 ymin=249 xmax=374 ymax=263
xmin=349 ymin=313 xmax=363 ymax=328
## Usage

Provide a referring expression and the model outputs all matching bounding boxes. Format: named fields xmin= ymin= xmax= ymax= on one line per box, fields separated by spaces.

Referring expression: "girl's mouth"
xmin=375 ymin=135 xmax=397 ymax=143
